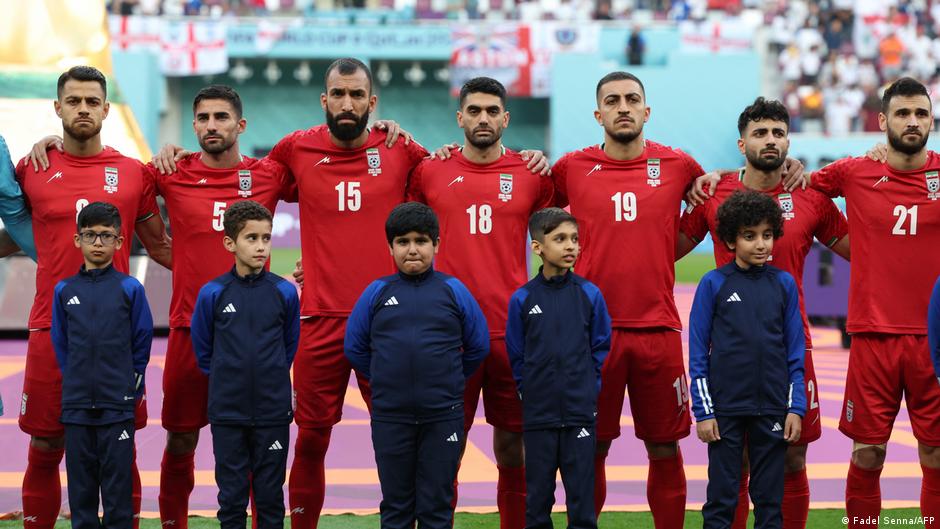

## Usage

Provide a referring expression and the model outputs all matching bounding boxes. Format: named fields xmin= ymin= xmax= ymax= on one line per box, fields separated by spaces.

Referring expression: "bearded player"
xmin=677 ymin=97 xmax=849 ymax=529
xmin=14 ymin=65 xmax=171 ymax=529
xmin=408 ymin=77 xmax=553 ymax=528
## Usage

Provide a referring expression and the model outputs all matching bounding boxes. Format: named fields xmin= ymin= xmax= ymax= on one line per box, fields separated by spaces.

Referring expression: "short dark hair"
xmin=737 ymin=97 xmax=790 ymax=136
xmin=324 ymin=58 xmax=373 ymax=94
xmin=595 ymin=71 xmax=645 ymax=101
xmin=458 ymin=77 xmax=507 ymax=108
xmin=57 ymin=66 xmax=107 ymax=99
xmin=716 ymin=190 xmax=784 ymax=244
xmin=385 ymin=202 xmax=439 ymax=244
xmin=882 ymin=77 xmax=930 ymax=113
xmin=193 ymin=84 xmax=243 ymax=119
xmin=529 ymin=207 xmax=578 ymax=242
xmin=77 ymin=202 xmax=121 ymax=232
xmin=223 ymin=200 xmax=273 ymax=240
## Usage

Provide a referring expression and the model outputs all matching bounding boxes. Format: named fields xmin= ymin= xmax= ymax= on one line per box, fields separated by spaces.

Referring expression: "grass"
xmin=272 ymin=248 xmax=715 ymax=286
xmin=0 ymin=509 xmax=928 ymax=529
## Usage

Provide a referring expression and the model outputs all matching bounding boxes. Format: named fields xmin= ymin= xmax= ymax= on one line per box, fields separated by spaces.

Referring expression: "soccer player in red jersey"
xmin=153 ymin=85 xmax=295 ymax=528
xmin=266 ymin=59 xmax=429 ymax=529
xmin=14 ymin=66 xmax=171 ymax=529
xmin=677 ymin=97 xmax=849 ymax=529
xmin=550 ymin=71 xmax=705 ymax=528
xmin=806 ymin=78 xmax=940 ymax=529
xmin=407 ymin=77 xmax=554 ymax=529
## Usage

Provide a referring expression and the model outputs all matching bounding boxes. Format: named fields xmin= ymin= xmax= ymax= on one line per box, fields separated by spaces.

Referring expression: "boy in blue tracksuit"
xmin=506 ymin=207 xmax=611 ymax=529
xmin=345 ymin=202 xmax=489 ymax=529
xmin=51 ymin=201 xmax=153 ymax=529
xmin=191 ymin=200 xmax=300 ymax=529
xmin=928 ymin=276 xmax=940 ymax=387
xmin=689 ymin=190 xmax=806 ymax=529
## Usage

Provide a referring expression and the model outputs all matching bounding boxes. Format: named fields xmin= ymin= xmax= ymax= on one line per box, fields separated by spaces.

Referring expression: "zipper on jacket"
xmin=755 ymin=281 xmax=764 ymax=415
xmin=551 ymin=288 xmax=566 ymax=428
xmin=249 ymin=280 xmax=257 ymax=426
xmin=410 ymin=280 xmax=419 ymax=424
xmin=90 ymin=276 xmax=100 ymax=409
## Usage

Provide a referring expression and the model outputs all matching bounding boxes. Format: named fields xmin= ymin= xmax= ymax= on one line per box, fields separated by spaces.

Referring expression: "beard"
xmin=198 ymin=134 xmax=236 ymax=154
xmin=745 ymin=147 xmax=787 ymax=171
xmin=326 ymin=109 xmax=370 ymax=142
xmin=465 ymin=126 xmax=503 ymax=149
xmin=887 ymin=127 xmax=929 ymax=156
xmin=63 ymin=119 xmax=102 ymax=142
xmin=604 ymin=121 xmax=643 ymax=145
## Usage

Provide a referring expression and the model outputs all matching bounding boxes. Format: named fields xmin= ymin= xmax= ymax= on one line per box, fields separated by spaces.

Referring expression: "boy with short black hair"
xmin=689 ymin=189 xmax=806 ymax=529
xmin=190 ymin=200 xmax=300 ymax=529
xmin=345 ymin=201 xmax=489 ymax=529
xmin=51 ymin=201 xmax=153 ymax=529
xmin=505 ymin=207 xmax=611 ymax=529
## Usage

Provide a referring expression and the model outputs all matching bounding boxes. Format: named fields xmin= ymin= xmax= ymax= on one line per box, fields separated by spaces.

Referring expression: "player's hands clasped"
xmin=784 ymin=412 xmax=802 ymax=443
xmin=696 ymin=418 xmax=720 ymax=443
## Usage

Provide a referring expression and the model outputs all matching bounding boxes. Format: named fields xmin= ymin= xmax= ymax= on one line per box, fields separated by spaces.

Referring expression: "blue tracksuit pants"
xmin=523 ymin=425 xmax=597 ymax=529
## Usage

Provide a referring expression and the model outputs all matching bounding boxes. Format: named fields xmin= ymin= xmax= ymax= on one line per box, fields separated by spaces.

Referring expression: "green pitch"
xmin=0 ymin=509 xmax=927 ymax=529
xmin=271 ymin=249 xmax=716 ymax=285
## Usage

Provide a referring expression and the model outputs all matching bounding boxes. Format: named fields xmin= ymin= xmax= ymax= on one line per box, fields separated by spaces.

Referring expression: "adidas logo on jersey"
xmin=118 ymin=430 xmax=131 ymax=441
xmin=446 ymin=433 xmax=459 ymax=442
xmin=528 ymin=305 xmax=543 ymax=315
xmin=67 ymin=296 xmax=81 ymax=305
xmin=269 ymin=440 xmax=284 ymax=451
xmin=726 ymin=292 xmax=742 ymax=303
xmin=222 ymin=303 xmax=237 ymax=313
xmin=771 ymin=422 xmax=783 ymax=432
xmin=384 ymin=296 xmax=399 ymax=306
xmin=577 ymin=428 xmax=591 ymax=439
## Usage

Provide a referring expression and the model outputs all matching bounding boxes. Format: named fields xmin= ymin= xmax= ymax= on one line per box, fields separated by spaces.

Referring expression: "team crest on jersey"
xmin=777 ymin=193 xmax=795 ymax=220
xmin=498 ymin=173 xmax=513 ymax=202
xmin=366 ymin=148 xmax=382 ymax=176
xmin=103 ymin=167 xmax=119 ymax=194
xmin=926 ymin=171 xmax=939 ymax=200
xmin=238 ymin=170 xmax=252 ymax=197
xmin=646 ymin=159 xmax=661 ymax=187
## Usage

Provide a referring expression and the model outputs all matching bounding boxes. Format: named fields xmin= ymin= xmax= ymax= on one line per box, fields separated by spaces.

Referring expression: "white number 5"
xmin=212 ymin=201 xmax=227 ymax=231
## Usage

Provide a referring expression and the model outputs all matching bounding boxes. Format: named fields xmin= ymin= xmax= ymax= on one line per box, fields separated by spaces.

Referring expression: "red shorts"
xmin=794 ymin=350 xmax=822 ymax=446
xmin=463 ymin=338 xmax=523 ymax=433
xmin=20 ymin=330 xmax=147 ymax=438
xmin=161 ymin=328 xmax=209 ymax=432
xmin=293 ymin=317 xmax=371 ymax=428
xmin=596 ymin=328 xmax=691 ymax=442
xmin=839 ymin=333 xmax=940 ymax=445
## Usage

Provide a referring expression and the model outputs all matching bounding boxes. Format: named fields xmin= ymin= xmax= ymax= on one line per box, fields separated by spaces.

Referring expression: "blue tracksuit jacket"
xmin=928 ymin=275 xmax=940 ymax=386
xmin=344 ymin=267 xmax=490 ymax=424
xmin=191 ymin=267 xmax=300 ymax=426
xmin=51 ymin=264 xmax=152 ymax=413
xmin=0 ymin=134 xmax=36 ymax=260
xmin=689 ymin=262 xmax=806 ymax=421
xmin=505 ymin=269 xmax=611 ymax=430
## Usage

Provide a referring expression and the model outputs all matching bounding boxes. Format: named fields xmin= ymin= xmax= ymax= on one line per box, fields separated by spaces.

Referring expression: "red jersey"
xmin=154 ymin=153 xmax=295 ymax=328
xmin=408 ymin=149 xmax=554 ymax=336
xmin=269 ymin=125 xmax=428 ymax=317
xmin=812 ymin=153 xmax=940 ymax=334
xmin=552 ymin=142 xmax=704 ymax=329
xmin=16 ymin=147 xmax=159 ymax=329
xmin=679 ymin=170 xmax=848 ymax=348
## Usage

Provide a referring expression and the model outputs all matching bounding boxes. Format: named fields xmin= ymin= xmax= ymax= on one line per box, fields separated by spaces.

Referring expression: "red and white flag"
xmin=159 ymin=20 xmax=228 ymax=76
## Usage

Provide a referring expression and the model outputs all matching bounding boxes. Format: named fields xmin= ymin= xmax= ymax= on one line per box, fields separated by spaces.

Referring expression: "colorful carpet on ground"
xmin=0 ymin=285 xmax=924 ymax=518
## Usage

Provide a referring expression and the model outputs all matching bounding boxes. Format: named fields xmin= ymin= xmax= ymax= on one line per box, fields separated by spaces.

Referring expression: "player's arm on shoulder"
xmin=25 ymin=134 xmax=64 ymax=172
xmin=151 ymin=143 xmax=191 ymax=175
xmin=928 ymin=277 xmax=940 ymax=385
xmin=344 ymin=280 xmax=384 ymax=379
xmin=136 ymin=213 xmax=172 ymax=270
xmin=405 ymin=160 xmax=428 ymax=203
xmin=373 ymin=120 xmax=414 ymax=148
xmin=448 ymin=277 xmax=489 ymax=377
xmin=190 ymin=283 xmax=219 ymax=375
xmin=807 ymin=158 xmax=851 ymax=198
xmin=519 ymin=149 xmax=550 ymax=176
xmin=814 ymin=194 xmax=850 ymax=261
xmin=780 ymin=272 xmax=806 ymax=417
xmin=504 ymin=288 xmax=528 ymax=395
xmin=676 ymin=206 xmax=705 ymax=260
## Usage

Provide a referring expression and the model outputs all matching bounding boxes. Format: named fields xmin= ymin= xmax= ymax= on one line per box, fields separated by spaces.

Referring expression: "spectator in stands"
xmin=879 ymin=31 xmax=905 ymax=80
xmin=627 ymin=27 xmax=645 ymax=66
